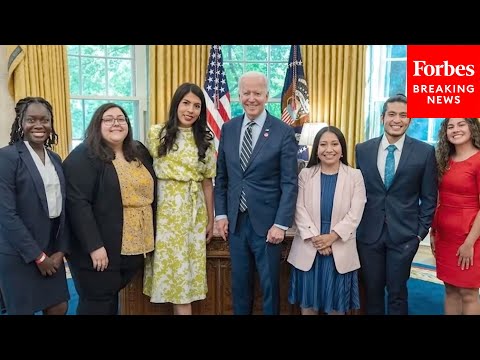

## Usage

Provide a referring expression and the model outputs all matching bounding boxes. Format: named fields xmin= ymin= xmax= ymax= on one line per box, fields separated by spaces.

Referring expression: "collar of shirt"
xmin=24 ymin=141 xmax=48 ymax=163
xmin=242 ymin=109 xmax=267 ymax=129
xmin=381 ymin=133 xmax=406 ymax=153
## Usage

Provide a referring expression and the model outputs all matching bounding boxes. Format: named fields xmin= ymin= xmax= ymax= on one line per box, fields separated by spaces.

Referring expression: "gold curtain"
xmin=148 ymin=45 xmax=366 ymax=165
xmin=6 ymin=45 xmax=72 ymax=159
xmin=301 ymin=45 xmax=366 ymax=166
xmin=149 ymin=45 xmax=210 ymax=125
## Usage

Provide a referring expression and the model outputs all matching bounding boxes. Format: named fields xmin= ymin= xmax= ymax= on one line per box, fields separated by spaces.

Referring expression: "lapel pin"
xmin=264 ymin=132 xmax=269 ymax=138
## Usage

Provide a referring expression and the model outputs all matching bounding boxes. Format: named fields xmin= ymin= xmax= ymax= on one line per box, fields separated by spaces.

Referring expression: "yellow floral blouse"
xmin=112 ymin=157 xmax=155 ymax=256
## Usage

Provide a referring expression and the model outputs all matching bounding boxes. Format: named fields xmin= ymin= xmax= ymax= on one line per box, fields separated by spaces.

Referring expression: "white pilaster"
xmin=0 ymin=45 xmax=15 ymax=147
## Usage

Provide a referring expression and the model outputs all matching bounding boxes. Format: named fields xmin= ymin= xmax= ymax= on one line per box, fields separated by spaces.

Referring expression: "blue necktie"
xmin=384 ymin=144 xmax=396 ymax=190
xmin=239 ymin=122 xmax=255 ymax=212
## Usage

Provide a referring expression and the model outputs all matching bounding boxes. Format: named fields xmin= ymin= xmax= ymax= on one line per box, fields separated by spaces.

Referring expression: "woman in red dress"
xmin=431 ymin=117 xmax=480 ymax=315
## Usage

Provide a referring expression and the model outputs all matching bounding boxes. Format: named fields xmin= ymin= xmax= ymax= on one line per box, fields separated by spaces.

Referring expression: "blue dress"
xmin=289 ymin=173 xmax=360 ymax=313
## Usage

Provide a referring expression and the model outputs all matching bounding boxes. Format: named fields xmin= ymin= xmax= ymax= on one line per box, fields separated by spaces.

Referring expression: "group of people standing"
xmin=0 ymin=83 xmax=216 ymax=315
xmin=0 ymin=71 xmax=479 ymax=315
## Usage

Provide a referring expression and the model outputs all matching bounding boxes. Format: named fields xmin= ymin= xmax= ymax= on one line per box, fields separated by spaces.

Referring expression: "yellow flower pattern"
xmin=143 ymin=125 xmax=216 ymax=304
xmin=112 ymin=158 xmax=155 ymax=256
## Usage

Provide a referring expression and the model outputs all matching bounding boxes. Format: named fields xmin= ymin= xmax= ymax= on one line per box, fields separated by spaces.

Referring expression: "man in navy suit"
xmin=355 ymin=94 xmax=438 ymax=315
xmin=214 ymin=71 xmax=298 ymax=315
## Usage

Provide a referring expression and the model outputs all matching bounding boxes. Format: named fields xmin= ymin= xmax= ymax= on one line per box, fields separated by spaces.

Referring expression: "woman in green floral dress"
xmin=143 ymin=83 xmax=216 ymax=315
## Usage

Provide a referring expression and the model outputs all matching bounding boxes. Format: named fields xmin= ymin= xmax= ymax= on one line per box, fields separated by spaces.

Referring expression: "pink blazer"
xmin=287 ymin=163 xmax=366 ymax=274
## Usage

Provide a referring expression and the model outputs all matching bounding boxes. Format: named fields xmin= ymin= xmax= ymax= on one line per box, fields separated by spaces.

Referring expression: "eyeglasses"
xmin=102 ymin=116 xmax=127 ymax=126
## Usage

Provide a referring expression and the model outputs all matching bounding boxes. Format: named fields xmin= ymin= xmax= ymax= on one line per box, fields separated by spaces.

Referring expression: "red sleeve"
xmin=476 ymin=154 xmax=480 ymax=194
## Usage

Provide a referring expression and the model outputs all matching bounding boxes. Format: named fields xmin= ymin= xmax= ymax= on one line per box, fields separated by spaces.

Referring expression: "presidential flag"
xmin=203 ymin=45 xmax=231 ymax=151
xmin=281 ymin=45 xmax=310 ymax=161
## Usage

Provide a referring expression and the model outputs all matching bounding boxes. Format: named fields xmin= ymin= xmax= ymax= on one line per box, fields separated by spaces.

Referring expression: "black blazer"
xmin=62 ymin=141 xmax=157 ymax=270
xmin=0 ymin=142 xmax=69 ymax=263
xmin=355 ymin=135 xmax=438 ymax=245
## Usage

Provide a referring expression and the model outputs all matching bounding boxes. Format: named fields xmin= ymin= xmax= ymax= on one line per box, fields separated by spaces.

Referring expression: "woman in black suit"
xmin=63 ymin=103 xmax=157 ymax=315
xmin=0 ymin=97 xmax=70 ymax=315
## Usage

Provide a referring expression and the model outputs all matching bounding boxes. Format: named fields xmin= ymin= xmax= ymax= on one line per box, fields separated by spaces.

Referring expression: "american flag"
xmin=203 ymin=45 xmax=231 ymax=151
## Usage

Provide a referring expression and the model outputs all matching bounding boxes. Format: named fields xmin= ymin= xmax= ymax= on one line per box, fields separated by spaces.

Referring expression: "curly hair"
xmin=436 ymin=118 xmax=480 ymax=180
xmin=157 ymin=82 xmax=213 ymax=163
xmin=9 ymin=96 xmax=58 ymax=147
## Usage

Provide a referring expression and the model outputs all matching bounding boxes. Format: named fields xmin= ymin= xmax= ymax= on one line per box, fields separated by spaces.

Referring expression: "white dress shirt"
xmin=238 ymin=109 xmax=267 ymax=156
xmin=24 ymin=141 xmax=62 ymax=218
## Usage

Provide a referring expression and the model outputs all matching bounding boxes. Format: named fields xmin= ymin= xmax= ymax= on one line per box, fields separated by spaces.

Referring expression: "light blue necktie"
xmin=384 ymin=144 xmax=397 ymax=190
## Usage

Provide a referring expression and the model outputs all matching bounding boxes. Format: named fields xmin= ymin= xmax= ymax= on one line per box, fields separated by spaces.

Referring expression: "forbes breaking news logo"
xmin=407 ymin=45 xmax=480 ymax=118
xmin=412 ymin=60 xmax=475 ymax=104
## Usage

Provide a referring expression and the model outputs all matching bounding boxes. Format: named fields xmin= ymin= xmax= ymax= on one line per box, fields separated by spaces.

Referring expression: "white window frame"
xmin=68 ymin=45 xmax=148 ymax=148
xmin=364 ymin=45 xmax=441 ymax=145
xmin=223 ymin=45 xmax=290 ymax=118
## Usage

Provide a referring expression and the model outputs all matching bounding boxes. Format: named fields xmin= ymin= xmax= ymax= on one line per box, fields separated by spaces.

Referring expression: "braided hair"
xmin=8 ymin=96 xmax=58 ymax=148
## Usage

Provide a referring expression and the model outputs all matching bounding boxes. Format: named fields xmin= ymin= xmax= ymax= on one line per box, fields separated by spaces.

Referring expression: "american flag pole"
xmin=291 ymin=46 xmax=297 ymax=115
xmin=213 ymin=46 xmax=219 ymax=109
xmin=203 ymin=45 xmax=231 ymax=152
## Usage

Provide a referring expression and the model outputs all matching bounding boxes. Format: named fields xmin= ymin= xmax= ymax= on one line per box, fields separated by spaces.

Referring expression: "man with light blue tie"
xmin=355 ymin=94 xmax=438 ymax=315
xmin=214 ymin=71 xmax=298 ymax=315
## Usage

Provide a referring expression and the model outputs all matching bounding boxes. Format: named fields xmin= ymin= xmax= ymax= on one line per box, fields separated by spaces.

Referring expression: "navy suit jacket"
xmin=214 ymin=112 xmax=298 ymax=236
xmin=0 ymin=142 xmax=69 ymax=263
xmin=355 ymin=135 xmax=438 ymax=245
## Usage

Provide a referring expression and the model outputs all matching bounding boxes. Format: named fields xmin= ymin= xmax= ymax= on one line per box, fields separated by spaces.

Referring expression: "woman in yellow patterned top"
xmin=143 ymin=83 xmax=216 ymax=315
xmin=63 ymin=103 xmax=157 ymax=315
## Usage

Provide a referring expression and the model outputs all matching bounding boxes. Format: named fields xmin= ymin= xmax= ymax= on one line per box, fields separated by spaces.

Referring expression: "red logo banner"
xmin=407 ymin=45 xmax=480 ymax=118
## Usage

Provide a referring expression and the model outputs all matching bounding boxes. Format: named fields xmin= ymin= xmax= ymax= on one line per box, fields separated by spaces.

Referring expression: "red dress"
xmin=433 ymin=151 xmax=480 ymax=288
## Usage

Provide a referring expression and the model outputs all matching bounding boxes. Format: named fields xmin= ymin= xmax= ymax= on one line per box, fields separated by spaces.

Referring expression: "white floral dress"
xmin=143 ymin=125 xmax=216 ymax=304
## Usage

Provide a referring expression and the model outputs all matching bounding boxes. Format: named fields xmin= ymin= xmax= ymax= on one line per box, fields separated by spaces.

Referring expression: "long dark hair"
xmin=84 ymin=103 xmax=139 ymax=162
xmin=306 ymin=125 xmax=349 ymax=168
xmin=157 ymin=82 xmax=213 ymax=163
xmin=9 ymin=96 xmax=58 ymax=148
xmin=436 ymin=117 xmax=480 ymax=180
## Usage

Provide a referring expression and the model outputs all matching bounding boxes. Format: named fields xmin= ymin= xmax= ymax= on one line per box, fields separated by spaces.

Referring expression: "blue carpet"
xmin=67 ymin=278 xmax=78 ymax=315
xmin=6 ymin=271 xmax=445 ymax=315
xmin=66 ymin=275 xmax=445 ymax=315
xmin=407 ymin=277 xmax=444 ymax=315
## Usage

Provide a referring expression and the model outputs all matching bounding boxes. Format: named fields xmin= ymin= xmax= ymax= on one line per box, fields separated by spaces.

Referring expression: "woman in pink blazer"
xmin=287 ymin=126 xmax=366 ymax=315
